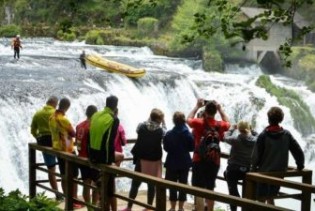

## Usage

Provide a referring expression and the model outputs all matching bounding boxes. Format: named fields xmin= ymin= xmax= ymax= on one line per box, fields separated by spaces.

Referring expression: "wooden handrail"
xmin=244 ymin=171 xmax=314 ymax=211
xmin=29 ymin=142 xmax=314 ymax=211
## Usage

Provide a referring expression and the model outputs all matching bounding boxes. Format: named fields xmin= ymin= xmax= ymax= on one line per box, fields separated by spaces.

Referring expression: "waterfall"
xmin=0 ymin=38 xmax=314 ymax=209
xmin=4 ymin=6 xmax=13 ymax=25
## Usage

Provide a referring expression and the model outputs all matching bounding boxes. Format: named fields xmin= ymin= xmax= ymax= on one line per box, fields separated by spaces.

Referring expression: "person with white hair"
xmin=11 ymin=34 xmax=22 ymax=59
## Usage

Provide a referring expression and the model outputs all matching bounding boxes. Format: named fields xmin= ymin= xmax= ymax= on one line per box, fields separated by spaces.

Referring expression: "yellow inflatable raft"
xmin=86 ymin=54 xmax=146 ymax=78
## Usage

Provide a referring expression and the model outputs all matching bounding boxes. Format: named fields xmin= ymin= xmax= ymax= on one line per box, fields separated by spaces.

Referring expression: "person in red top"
xmin=75 ymin=105 xmax=98 ymax=206
xmin=187 ymin=99 xmax=230 ymax=211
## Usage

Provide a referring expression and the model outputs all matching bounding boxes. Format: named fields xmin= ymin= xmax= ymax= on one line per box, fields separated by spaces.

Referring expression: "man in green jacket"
xmin=89 ymin=95 xmax=124 ymax=210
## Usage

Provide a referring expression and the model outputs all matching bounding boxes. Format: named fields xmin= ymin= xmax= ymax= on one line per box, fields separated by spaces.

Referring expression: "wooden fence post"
xmin=243 ymin=174 xmax=256 ymax=211
xmin=99 ymin=169 xmax=110 ymax=211
xmin=64 ymin=160 xmax=74 ymax=211
xmin=301 ymin=171 xmax=312 ymax=211
xmin=28 ymin=144 xmax=36 ymax=199
xmin=156 ymin=185 xmax=166 ymax=211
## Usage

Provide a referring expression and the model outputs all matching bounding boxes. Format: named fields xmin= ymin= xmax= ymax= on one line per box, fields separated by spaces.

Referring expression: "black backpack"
xmin=198 ymin=121 xmax=221 ymax=166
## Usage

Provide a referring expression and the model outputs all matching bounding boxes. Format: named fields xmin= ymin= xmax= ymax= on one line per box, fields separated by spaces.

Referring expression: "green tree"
xmin=122 ymin=0 xmax=314 ymax=67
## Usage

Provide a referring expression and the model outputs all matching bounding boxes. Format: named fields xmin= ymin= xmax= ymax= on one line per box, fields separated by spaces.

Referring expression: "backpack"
xmin=198 ymin=121 xmax=221 ymax=166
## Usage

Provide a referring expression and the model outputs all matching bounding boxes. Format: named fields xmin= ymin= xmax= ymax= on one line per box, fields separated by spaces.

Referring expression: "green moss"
xmin=256 ymin=75 xmax=315 ymax=136
xmin=299 ymin=54 xmax=315 ymax=71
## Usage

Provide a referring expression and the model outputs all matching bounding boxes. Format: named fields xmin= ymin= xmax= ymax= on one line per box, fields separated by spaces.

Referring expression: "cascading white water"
xmin=0 ymin=38 xmax=314 ymax=209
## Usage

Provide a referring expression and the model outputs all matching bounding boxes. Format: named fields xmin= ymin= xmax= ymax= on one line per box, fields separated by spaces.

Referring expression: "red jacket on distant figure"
xmin=76 ymin=120 xmax=90 ymax=158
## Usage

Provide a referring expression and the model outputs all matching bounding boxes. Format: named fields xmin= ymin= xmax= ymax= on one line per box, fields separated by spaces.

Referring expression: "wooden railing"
xmin=28 ymin=141 xmax=314 ymax=211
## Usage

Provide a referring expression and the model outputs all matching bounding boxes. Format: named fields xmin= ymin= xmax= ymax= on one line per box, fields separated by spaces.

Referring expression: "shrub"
xmin=202 ymin=48 xmax=223 ymax=72
xmin=85 ymin=30 xmax=101 ymax=44
xmin=63 ymin=31 xmax=76 ymax=41
xmin=0 ymin=24 xmax=21 ymax=37
xmin=137 ymin=17 xmax=159 ymax=37
xmin=0 ymin=188 xmax=61 ymax=211
xmin=96 ymin=36 xmax=104 ymax=45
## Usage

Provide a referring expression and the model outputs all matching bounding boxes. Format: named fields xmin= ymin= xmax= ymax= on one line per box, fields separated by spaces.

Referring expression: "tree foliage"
xmin=1 ymin=0 xmax=315 ymax=67
xmin=122 ymin=0 xmax=315 ymax=67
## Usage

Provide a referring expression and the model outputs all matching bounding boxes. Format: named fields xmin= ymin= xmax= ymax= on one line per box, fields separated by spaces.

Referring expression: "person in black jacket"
xmin=131 ymin=108 xmax=166 ymax=210
xmin=223 ymin=121 xmax=257 ymax=211
xmin=80 ymin=50 xmax=87 ymax=69
xmin=89 ymin=95 xmax=124 ymax=210
xmin=163 ymin=111 xmax=194 ymax=211
xmin=251 ymin=106 xmax=305 ymax=205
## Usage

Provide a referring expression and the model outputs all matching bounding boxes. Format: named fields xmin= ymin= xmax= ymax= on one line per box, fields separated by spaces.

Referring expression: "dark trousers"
xmin=14 ymin=47 xmax=20 ymax=59
xmin=224 ymin=164 xmax=249 ymax=211
xmin=80 ymin=59 xmax=86 ymax=69
xmin=128 ymin=160 xmax=155 ymax=207
xmin=165 ymin=168 xmax=189 ymax=201
xmin=127 ymin=160 xmax=145 ymax=207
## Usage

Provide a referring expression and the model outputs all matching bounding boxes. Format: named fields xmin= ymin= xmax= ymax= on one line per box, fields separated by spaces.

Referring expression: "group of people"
xmin=121 ymin=98 xmax=304 ymax=211
xmin=31 ymin=95 xmax=305 ymax=211
xmin=31 ymin=95 xmax=126 ymax=210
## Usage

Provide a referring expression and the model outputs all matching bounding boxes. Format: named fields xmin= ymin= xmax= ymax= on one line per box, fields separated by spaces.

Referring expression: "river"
xmin=0 ymin=38 xmax=314 ymax=210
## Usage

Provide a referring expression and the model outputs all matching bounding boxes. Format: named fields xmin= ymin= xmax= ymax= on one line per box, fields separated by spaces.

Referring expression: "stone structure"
xmin=240 ymin=7 xmax=315 ymax=71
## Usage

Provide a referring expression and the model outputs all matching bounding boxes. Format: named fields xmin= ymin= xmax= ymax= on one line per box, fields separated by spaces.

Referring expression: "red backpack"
xmin=197 ymin=121 xmax=221 ymax=166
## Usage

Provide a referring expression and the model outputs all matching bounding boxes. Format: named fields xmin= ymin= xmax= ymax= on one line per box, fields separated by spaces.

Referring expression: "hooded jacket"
xmin=252 ymin=126 xmax=305 ymax=172
xmin=132 ymin=120 xmax=166 ymax=161
xmin=163 ymin=123 xmax=194 ymax=170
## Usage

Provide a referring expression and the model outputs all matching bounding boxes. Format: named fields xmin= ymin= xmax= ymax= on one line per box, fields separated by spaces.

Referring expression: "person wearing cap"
xmin=251 ymin=106 xmax=305 ymax=205
xmin=11 ymin=34 xmax=22 ymax=59
xmin=223 ymin=120 xmax=257 ymax=211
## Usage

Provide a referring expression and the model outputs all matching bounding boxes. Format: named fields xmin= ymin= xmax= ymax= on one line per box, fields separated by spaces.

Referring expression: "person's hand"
xmin=214 ymin=101 xmax=222 ymax=110
xmin=196 ymin=98 xmax=204 ymax=108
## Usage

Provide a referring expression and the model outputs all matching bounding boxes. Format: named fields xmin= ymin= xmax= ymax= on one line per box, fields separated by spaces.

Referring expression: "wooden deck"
xmin=58 ymin=191 xmax=196 ymax=211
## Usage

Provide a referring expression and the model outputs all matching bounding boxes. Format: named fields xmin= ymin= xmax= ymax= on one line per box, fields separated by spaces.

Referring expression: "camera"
xmin=204 ymin=99 xmax=210 ymax=105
